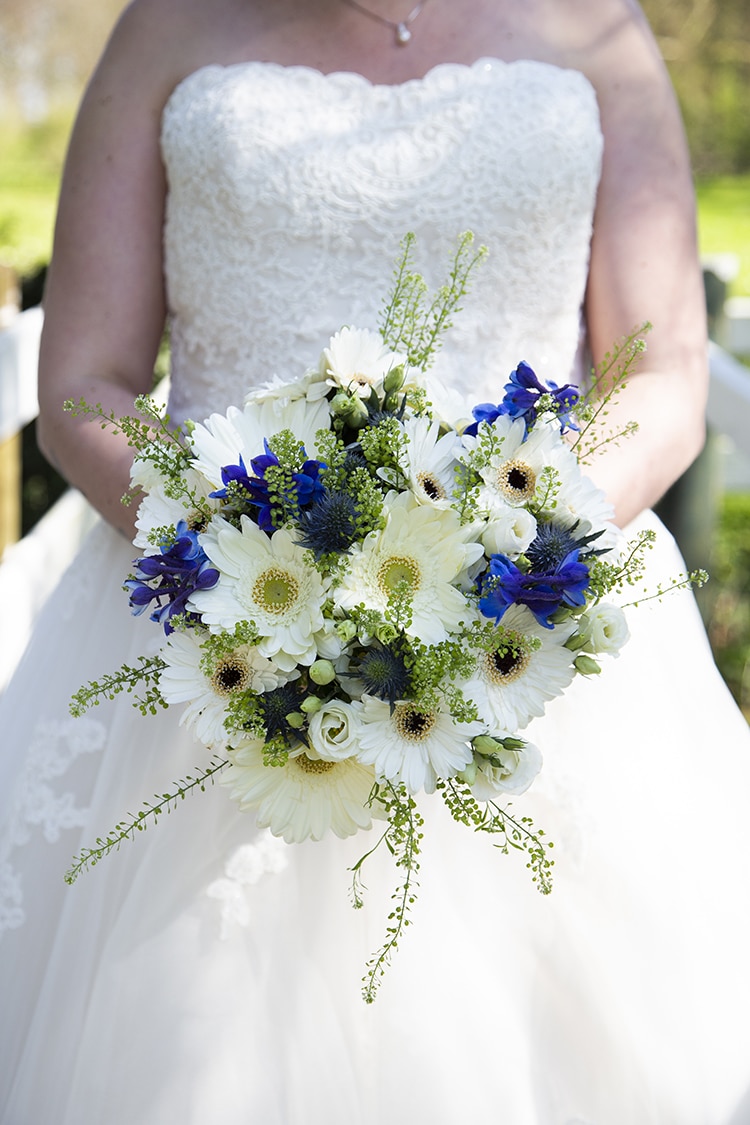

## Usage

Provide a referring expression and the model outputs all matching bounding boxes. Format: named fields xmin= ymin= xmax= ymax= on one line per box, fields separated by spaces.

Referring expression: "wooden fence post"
xmin=0 ymin=265 xmax=22 ymax=556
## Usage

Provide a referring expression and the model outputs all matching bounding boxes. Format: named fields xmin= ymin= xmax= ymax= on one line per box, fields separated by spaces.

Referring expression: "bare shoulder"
xmin=85 ymin=0 xmax=256 ymax=111
xmin=542 ymin=0 xmax=672 ymax=103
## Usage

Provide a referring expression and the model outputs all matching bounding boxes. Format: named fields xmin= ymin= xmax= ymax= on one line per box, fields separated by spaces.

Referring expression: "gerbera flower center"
xmin=295 ymin=755 xmax=337 ymax=774
xmin=187 ymin=510 xmax=209 ymax=533
xmin=253 ymin=566 xmax=299 ymax=615
xmin=378 ymin=555 xmax=421 ymax=597
xmin=211 ymin=655 xmax=251 ymax=696
xmin=417 ymin=472 xmax=447 ymax=501
xmin=496 ymin=459 xmax=536 ymax=503
xmin=483 ymin=644 xmax=530 ymax=685
xmin=394 ymin=703 xmax=436 ymax=741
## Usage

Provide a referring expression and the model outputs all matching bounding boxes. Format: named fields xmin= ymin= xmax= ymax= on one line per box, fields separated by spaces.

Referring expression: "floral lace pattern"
xmin=0 ymin=717 xmax=106 ymax=936
xmin=206 ymin=835 xmax=290 ymax=937
xmin=161 ymin=59 xmax=603 ymax=425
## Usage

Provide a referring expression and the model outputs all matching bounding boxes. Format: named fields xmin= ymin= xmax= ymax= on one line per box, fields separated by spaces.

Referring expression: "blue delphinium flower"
xmin=464 ymin=361 xmax=580 ymax=437
xmin=211 ymin=440 xmax=327 ymax=533
xmin=124 ymin=520 xmax=219 ymax=634
xmin=501 ymin=361 xmax=580 ymax=433
xmin=478 ymin=519 xmax=593 ymax=629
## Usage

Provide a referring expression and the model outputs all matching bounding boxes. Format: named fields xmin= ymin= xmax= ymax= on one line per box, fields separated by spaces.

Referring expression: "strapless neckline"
xmin=163 ymin=56 xmax=597 ymax=117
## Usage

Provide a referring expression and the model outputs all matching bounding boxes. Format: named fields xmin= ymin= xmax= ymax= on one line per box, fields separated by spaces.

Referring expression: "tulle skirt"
xmin=1 ymin=510 xmax=750 ymax=1125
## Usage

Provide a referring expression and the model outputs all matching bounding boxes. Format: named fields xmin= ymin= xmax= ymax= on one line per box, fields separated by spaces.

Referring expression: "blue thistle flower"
xmin=258 ymin=681 xmax=306 ymax=742
xmin=124 ymin=520 xmax=219 ymax=634
xmin=295 ymin=491 xmax=362 ymax=559
xmin=353 ymin=641 xmax=411 ymax=707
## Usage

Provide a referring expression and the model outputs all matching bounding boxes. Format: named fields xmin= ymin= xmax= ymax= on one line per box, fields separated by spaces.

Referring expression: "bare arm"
xmin=36 ymin=1 xmax=188 ymax=538
xmin=566 ymin=1 xmax=709 ymax=526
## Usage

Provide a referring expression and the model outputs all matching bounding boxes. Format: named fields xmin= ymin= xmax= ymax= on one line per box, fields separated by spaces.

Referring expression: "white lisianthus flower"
xmin=577 ymin=603 xmax=630 ymax=657
xmin=321 ymin=327 xmax=406 ymax=399
xmin=333 ymin=491 xmax=482 ymax=645
xmin=188 ymin=396 xmax=329 ymax=490
xmin=470 ymin=740 xmax=543 ymax=800
xmin=356 ymin=694 xmax=483 ymax=794
xmin=188 ymin=517 xmax=330 ymax=670
xmin=481 ymin=506 xmax=538 ymax=559
xmin=159 ymin=629 xmax=282 ymax=748
xmin=382 ymin=414 xmax=463 ymax=509
xmin=223 ymin=737 xmax=377 ymax=843
xmin=460 ymin=604 xmax=576 ymax=732
xmin=308 ymin=700 xmax=363 ymax=761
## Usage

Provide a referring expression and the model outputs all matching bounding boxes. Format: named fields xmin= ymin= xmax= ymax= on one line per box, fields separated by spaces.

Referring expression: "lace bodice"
xmin=161 ymin=58 xmax=603 ymax=423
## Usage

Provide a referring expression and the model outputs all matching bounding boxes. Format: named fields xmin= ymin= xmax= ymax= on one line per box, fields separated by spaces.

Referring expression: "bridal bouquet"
xmin=65 ymin=233 xmax=692 ymax=1000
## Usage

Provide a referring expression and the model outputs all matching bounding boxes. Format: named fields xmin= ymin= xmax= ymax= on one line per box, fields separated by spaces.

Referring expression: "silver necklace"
xmin=342 ymin=0 xmax=430 ymax=46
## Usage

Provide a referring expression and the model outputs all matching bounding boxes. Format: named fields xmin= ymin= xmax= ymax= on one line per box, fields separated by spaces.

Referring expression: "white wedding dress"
xmin=2 ymin=59 xmax=750 ymax=1125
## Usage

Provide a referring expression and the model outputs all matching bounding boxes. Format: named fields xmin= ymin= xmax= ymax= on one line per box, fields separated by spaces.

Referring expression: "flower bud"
xmin=383 ymin=364 xmax=405 ymax=393
xmin=574 ymin=654 xmax=601 ymax=676
xmin=335 ymin=619 xmax=358 ymax=644
xmin=458 ymin=760 xmax=478 ymax=785
xmin=300 ymin=695 xmax=324 ymax=715
xmin=309 ymin=659 xmax=336 ymax=686
xmin=345 ymin=396 xmax=370 ymax=429
xmin=285 ymin=711 xmax=306 ymax=729
xmin=375 ymin=622 xmax=399 ymax=645
xmin=330 ymin=391 xmax=352 ymax=416
xmin=564 ymin=632 xmax=589 ymax=651
xmin=473 ymin=735 xmax=504 ymax=758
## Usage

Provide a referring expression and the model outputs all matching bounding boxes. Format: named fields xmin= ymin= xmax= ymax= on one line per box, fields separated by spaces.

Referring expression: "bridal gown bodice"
xmin=161 ymin=59 xmax=602 ymax=423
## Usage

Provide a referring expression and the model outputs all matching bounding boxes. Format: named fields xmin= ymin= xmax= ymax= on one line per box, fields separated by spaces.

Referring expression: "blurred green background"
xmin=0 ymin=0 xmax=749 ymax=716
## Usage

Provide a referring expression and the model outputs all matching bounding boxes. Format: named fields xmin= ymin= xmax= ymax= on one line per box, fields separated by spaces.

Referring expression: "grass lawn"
xmin=696 ymin=174 xmax=750 ymax=296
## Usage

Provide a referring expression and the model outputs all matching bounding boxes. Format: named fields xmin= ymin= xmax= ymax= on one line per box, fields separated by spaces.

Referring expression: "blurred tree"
xmin=0 ymin=0 xmax=127 ymax=118
xmin=641 ymin=0 xmax=750 ymax=173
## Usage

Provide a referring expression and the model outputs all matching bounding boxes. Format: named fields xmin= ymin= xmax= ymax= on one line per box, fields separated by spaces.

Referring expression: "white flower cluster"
xmin=128 ymin=323 xmax=633 ymax=846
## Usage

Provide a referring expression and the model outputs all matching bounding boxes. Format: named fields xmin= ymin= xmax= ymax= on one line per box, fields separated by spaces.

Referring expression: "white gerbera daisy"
xmin=244 ymin=367 xmax=330 ymax=405
xmin=333 ymin=492 xmax=482 ymax=645
xmin=356 ymin=694 xmax=483 ymax=794
xmin=541 ymin=446 xmax=622 ymax=553
xmin=223 ymin=737 xmax=377 ymax=843
xmin=471 ymin=739 xmax=543 ymax=800
xmin=322 ymin=327 xmax=406 ymax=399
xmin=460 ymin=604 xmax=576 ymax=732
xmin=158 ymin=629 xmax=283 ymax=748
xmin=132 ymin=464 xmax=217 ymax=554
xmin=390 ymin=414 xmax=463 ymax=508
xmin=467 ymin=414 xmax=577 ymax=514
xmin=188 ymin=396 xmax=329 ymax=490
xmin=188 ymin=517 xmax=330 ymax=670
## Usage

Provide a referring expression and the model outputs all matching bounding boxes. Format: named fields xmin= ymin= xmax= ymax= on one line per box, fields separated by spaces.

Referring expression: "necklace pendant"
xmin=395 ymin=22 xmax=412 ymax=45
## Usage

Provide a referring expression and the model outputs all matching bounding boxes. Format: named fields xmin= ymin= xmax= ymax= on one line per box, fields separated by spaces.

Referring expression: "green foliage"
xmin=353 ymin=782 xmax=424 ymax=1004
xmin=64 ymin=756 xmax=229 ymax=885
xmin=380 ymin=231 xmax=487 ymax=368
xmin=69 ymin=656 xmax=167 ymax=717
xmin=707 ymin=492 xmax=750 ymax=720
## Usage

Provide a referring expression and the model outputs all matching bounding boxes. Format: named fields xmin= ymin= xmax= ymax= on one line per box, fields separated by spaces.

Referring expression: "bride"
xmin=2 ymin=0 xmax=750 ymax=1121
